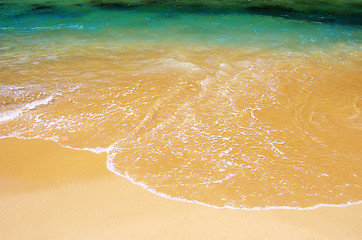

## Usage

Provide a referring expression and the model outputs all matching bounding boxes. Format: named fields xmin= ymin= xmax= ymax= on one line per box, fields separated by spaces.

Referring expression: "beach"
xmin=1 ymin=0 xmax=362 ymax=209
xmin=1 ymin=138 xmax=361 ymax=240
xmin=1 ymin=1 xmax=362 ymax=238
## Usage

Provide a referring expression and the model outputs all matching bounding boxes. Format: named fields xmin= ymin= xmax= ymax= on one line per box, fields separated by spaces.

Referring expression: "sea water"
xmin=0 ymin=0 xmax=361 ymax=209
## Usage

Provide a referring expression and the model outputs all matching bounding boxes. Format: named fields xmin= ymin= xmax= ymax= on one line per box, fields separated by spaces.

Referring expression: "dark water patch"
xmin=245 ymin=4 xmax=362 ymax=26
xmin=87 ymin=0 xmax=362 ymax=26
xmin=349 ymin=2 xmax=362 ymax=8
xmin=90 ymin=0 xmax=141 ymax=10
xmin=245 ymin=5 xmax=300 ymax=17
xmin=302 ymin=10 xmax=361 ymax=26
xmin=0 ymin=2 xmax=85 ymax=20
xmin=8 ymin=3 xmax=79 ymax=20
xmin=74 ymin=3 xmax=85 ymax=8
xmin=30 ymin=4 xmax=57 ymax=14
xmin=31 ymin=4 xmax=55 ymax=11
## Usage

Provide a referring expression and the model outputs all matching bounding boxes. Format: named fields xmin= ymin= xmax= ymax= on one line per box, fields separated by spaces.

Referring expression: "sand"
xmin=0 ymin=138 xmax=361 ymax=240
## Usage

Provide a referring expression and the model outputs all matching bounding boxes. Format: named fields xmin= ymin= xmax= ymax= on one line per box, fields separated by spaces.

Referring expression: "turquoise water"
xmin=1 ymin=0 xmax=361 ymax=51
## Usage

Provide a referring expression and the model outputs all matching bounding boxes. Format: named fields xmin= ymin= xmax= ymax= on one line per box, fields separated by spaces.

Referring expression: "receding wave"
xmin=1 ymin=45 xmax=361 ymax=209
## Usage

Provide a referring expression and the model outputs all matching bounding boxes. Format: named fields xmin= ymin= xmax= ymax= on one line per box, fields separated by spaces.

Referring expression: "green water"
xmin=1 ymin=0 xmax=361 ymax=52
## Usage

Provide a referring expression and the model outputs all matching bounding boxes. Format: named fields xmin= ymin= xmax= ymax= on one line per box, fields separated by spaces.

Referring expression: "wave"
xmin=0 ymin=45 xmax=361 ymax=210
xmin=0 ymin=95 xmax=55 ymax=122
xmin=106 ymin=155 xmax=362 ymax=210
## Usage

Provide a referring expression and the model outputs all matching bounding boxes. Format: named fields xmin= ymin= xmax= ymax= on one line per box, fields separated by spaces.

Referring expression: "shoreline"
xmin=108 ymin=158 xmax=362 ymax=211
xmin=1 ymin=137 xmax=361 ymax=239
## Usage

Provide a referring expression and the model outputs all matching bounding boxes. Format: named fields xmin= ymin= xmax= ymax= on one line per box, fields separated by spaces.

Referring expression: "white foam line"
xmin=0 ymin=95 xmax=55 ymax=122
xmin=59 ymin=144 xmax=113 ymax=155
xmin=105 ymin=155 xmax=362 ymax=211
xmin=0 ymin=136 xmax=112 ymax=155
xmin=0 ymin=135 xmax=360 ymax=210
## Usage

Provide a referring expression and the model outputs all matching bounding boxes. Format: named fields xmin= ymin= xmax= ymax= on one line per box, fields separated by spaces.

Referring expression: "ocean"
xmin=0 ymin=0 xmax=361 ymax=209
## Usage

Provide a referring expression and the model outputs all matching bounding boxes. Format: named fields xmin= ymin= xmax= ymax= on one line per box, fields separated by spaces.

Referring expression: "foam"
xmin=105 ymin=152 xmax=362 ymax=210
xmin=0 ymin=95 xmax=55 ymax=122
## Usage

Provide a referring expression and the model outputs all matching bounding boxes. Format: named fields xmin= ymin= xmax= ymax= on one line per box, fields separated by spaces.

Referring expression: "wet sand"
xmin=0 ymin=138 xmax=361 ymax=240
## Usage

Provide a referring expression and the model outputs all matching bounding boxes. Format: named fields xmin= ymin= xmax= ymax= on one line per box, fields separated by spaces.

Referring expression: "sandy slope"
xmin=0 ymin=138 xmax=361 ymax=240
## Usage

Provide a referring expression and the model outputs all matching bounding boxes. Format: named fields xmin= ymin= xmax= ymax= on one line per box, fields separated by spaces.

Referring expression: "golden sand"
xmin=0 ymin=138 xmax=361 ymax=240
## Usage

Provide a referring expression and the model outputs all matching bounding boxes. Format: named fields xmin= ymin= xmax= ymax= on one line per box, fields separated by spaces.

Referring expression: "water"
xmin=0 ymin=0 xmax=361 ymax=209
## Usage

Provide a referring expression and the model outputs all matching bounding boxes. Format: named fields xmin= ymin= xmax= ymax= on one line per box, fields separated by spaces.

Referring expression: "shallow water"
xmin=0 ymin=0 xmax=361 ymax=209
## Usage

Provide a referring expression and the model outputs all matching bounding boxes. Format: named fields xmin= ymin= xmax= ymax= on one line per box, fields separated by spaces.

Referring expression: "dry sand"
xmin=0 ymin=138 xmax=361 ymax=240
